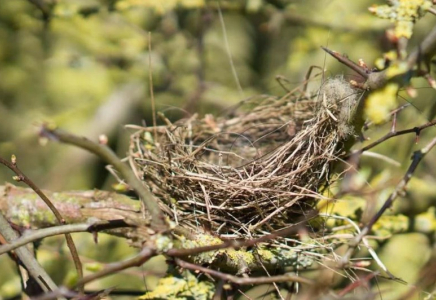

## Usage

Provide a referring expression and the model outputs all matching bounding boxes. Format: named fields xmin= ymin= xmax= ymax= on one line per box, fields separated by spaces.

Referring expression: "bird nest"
xmin=128 ymin=77 xmax=361 ymax=238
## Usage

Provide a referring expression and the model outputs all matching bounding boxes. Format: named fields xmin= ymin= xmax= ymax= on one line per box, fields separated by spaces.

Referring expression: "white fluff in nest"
xmin=320 ymin=77 xmax=362 ymax=139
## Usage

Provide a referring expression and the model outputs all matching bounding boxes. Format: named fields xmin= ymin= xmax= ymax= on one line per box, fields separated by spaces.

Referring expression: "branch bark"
xmin=39 ymin=126 xmax=168 ymax=231
xmin=0 ymin=184 xmax=150 ymax=247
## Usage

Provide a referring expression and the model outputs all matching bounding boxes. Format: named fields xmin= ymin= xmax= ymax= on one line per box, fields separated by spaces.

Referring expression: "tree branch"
xmin=39 ymin=125 xmax=168 ymax=231
xmin=323 ymin=25 xmax=436 ymax=90
xmin=341 ymin=136 xmax=436 ymax=267
xmin=0 ymin=154 xmax=83 ymax=293
xmin=0 ymin=211 xmax=58 ymax=293
xmin=0 ymin=184 xmax=149 ymax=246
xmin=0 ymin=220 xmax=133 ymax=255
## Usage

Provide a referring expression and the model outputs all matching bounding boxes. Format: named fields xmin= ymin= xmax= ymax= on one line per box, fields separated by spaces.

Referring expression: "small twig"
xmin=174 ymin=258 xmax=314 ymax=285
xmin=320 ymin=213 xmax=389 ymax=274
xmin=74 ymin=247 xmax=155 ymax=287
xmin=36 ymin=247 xmax=156 ymax=300
xmin=60 ymin=220 xmax=307 ymax=290
xmin=39 ymin=125 xmax=168 ymax=231
xmin=350 ymin=118 xmax=436 ymax=157
xmin=0 ymin=155 xmax=84 ymax=293
xmin=363 ymin=103 xmax=410 ymax=131
xmin=0 ymin=212 xmax=58 ymax=293
xmin=336 ymin=271 xmax=379 ymax=297
xmin=342 ymin=136 xmax=436 ymax=266
xmin=0 ymin=220 xmax=133 ymax=255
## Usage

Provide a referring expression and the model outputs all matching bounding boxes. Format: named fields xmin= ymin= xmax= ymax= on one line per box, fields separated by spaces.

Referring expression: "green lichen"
xmin=155 ymin=235 xmax=174 ymax=252
xmin=175 ymin=234 xmax=313 ymax=273
xmin=415 ymin=207 xmax=436 ymax=233
xmin=372 ymin=214 xmax=409 ymax=237
xmin=139 ymin=270 xmax=214 ymax=300
xmin=369 ymin=0 xmax=432 ymax=39
xmin=177 ymin=233 xmax=222 ymax=265
xmin=9 ymin=194 xmax=58 ymax=227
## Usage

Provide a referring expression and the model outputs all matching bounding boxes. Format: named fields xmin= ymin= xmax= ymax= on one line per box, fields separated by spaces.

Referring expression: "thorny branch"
xmin=351 ymin=118 xmax=436 ymax=157
xmin=323 ymin=25 xmax=436 ymax=90
xmin=341 ymin=136 xmax=436 ymax=267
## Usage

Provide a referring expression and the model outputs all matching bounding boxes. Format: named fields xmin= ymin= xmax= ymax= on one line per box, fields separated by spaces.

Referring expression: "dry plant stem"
xmin=39 ymin=125 xmax=167 ymax=231
xmin=0 ymin=155 xmax=83 ymax=293
xmin=218 ymin=0 xmax=244 ymax=98
xmin=148 ymin=32 xmax=157 ymax=141
xmin=342 ymin=136 xmax=436 ymax=266
xmin=0 ymin=212 xmax=58 ymax=292
xmin=0 ymin=220 xmax=133 ymax=255
xmin=174 ymin=258 xmax=314 ymax=286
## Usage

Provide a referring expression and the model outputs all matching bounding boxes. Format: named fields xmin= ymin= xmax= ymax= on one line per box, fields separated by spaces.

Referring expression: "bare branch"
xmin=0 ymin=155 xmax=83 ymax=292
xmin=39 ymin=125 xmax=168 ymax=231
xmin=351 ymin=118 xmax=436 ymax=157
xmin=0 ymin=212 xmax=58 ymax=293
xmin=74 ymin=247 xmax=156 ymax=288
xmin=174 ymin=258 xmax=314 ymax=286
xmin=0 ymin=220 xmax=133 ymax=255
xmin=0 ymin=184 xmax=149 ymax=246
xmin=341 ymin=136 xmax=436 ymax=266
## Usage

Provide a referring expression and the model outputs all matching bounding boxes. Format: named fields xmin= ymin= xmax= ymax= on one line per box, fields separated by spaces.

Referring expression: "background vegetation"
xmin=2 ymin=0 xmax=436 ymax=299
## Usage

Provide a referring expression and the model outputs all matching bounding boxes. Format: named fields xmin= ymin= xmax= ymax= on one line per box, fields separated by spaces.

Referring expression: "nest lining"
xmin=129 ymin=77 xmax=360 ymax=238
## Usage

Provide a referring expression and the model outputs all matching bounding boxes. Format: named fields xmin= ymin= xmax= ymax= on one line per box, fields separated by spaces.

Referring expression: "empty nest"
xmin=128 ymin=77 xmax=361 ymax=238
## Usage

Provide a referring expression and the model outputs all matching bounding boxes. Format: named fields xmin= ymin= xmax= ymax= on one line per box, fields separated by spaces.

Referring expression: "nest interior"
xmin=129 ymin=77 xmax=361 ymax=238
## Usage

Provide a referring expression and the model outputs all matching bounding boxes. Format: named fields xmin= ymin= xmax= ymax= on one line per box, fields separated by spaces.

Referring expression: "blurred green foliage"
xmin=1 ymin=0 xmax=436 ymax=298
